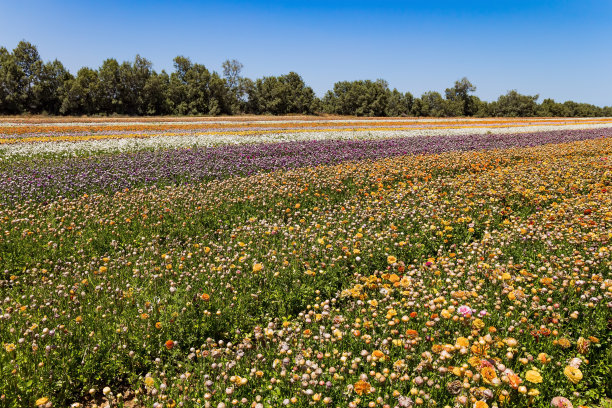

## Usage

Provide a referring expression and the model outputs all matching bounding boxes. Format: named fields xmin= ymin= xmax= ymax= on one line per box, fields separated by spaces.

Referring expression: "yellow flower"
xmin=144 ymin=376 xmax=155 ymax=387
xmin=386 ymin=309 xmax=397 ymax=320
xmin=525 ymin=370 xmax=543 ymax=384
xmin=577 ymin=337 xmax=590 ymax=354
xmin=4 ymin=343 xmax=16 ymax=352
xmin=527 ymin=388 xmax=540 ymax=396
xmin=456 ymin=337 xmax=470 ymax=347
xmin=387 ymin=255 xmax=397 ymax=264
xmin=563 ymin=366 xmax=583 ymax=384
xmin=468 ymin=356 xmax=482 ymax=367
xmin=472 ymin=318 xmax=485 ymax=330
xmin=474 ymin=401 xmax=489 ymax=408
xmin=252 ymin=263 xmax=263 ymax=273
xmin=35 ymin=397 xmax=49 ymax=406
xmin=557 ymin=338 xmax=571 ymax=348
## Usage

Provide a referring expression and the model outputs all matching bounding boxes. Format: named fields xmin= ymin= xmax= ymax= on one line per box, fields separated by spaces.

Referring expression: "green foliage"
xmin=249 ymin=72 xmax=316 ymax=115
xmin=1 ymin=40 xmax=611 ymax=116
xmin=490 ymin=90 xmax=540 ymax=117
xmin=445 ymin=77 xmax=477 ymax=116
xmin=0 ymin=46 xmax=26 ymax=113
xmin=323 ymin=79 xmax=401 ymax=116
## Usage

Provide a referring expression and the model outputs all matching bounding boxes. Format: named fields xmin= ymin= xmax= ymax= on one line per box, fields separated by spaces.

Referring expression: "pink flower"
xmin=551 ymin=397 xmax=573 ymax=408
xmin=458 ymin=305 xmax=472 ymax=317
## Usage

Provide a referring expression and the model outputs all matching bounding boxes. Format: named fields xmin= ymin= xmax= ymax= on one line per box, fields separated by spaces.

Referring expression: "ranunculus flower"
xmin=563 ymin=366 xmax=583 ymax=384
xmin=458 ymin=305 xmax=472 ymax=316
xmin=354 ymin=380 xmax=372 ymax=395
xmin=504 ymin=369 xmax=522 ymax=389
xmin=35 ymin=397 xmax=49 ymax=406
xmin=551 ymin=396 xmax=573 ymax=408
xmin=481 ymin=366 xmax=497 ymax=385
xmin=525 ymin=370 xmax=543 ymax=383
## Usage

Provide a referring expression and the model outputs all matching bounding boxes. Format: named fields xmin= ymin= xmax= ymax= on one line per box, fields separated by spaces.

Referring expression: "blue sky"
xmin=1 ymin=0 xmax=610 ymax=106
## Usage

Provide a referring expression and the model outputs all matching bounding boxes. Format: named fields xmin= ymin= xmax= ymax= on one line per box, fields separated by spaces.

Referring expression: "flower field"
xmin=0 ymin=117 xmax=611 ymax=408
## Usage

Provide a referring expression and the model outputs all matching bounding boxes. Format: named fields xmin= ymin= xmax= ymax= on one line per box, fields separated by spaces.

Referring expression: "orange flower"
xmin=481 ymin=366 xmax=497 ymax=384
xmin=388 ymin=273 xmax=400 ymax=283
xmin=201 ymin=293 xmax=210 ymax=301
xmin=155 ymin=322 xmax=162 ymax=329
xmin=406 ymin=329 xmax=418 ymax=338
xmin=507 ymin=372 xmax=522 ymax=389
xmin=537 ymin=353 xmax=550 ymax=364
xmin=471 ymin=343 xmax=489 ymax=357
xmin=372 ymin=350 xmax=385 ymax=360
xmin=165 ymin=340 xmax=175 ymax=350
xmin=354 ymin=380 xmax=372 ymax=395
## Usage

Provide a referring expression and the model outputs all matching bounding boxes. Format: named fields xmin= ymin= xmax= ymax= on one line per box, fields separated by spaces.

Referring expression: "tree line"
xmin=1 ymin=41 xmax=610 ymax=117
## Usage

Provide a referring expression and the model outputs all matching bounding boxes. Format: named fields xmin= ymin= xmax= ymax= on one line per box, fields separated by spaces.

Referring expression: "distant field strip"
xmin=1 ymin=117 xmax=611 ymax=157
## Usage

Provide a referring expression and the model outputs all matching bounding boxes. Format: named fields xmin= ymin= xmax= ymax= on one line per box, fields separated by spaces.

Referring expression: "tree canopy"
xmin=1 ymin=41 xmax=610 ymax=117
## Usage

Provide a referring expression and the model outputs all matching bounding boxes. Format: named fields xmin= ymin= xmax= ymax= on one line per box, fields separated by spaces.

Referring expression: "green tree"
xmin=32 ymin=60 xmax=72 ymax=114
xmin=385 ymin=89 xmax=413 ymax=116
xmin=60 ymin=67 xmax=100 ymax=115
xmin=323 ymin=79 xmax=390 ymax=116
xmin=98 ymin=58 xmax=122 ymax=114
xmin=251 ymin=72 xmax=316 ymax=115
xmin=12 ymin=41 xmax=43 ymax=112
xmin=168 ymin=56 xmax=232 ymax=115
xmin=143 ymin=70 xmax=171 ymax=115
xmin=491 ymin=90 xmax=539 ymax=117
xmin=418 ymin=91 xmax=446 ymax=117
xmin=0 ymin=47 xmax=26 ymax=113
xmin=117 ymin=55 xmax=153 ymax=115
xmin=537 ymin=98 xmax=570 ymax=117
xmin=222 ymin=59 xmax=246 ymax=113
xmin=445 ymin=77 xmax=477 ymax=116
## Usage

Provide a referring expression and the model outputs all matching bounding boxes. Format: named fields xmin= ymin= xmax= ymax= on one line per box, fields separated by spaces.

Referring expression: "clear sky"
xmin=1 ymin=0 xmax=610 ymax=106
